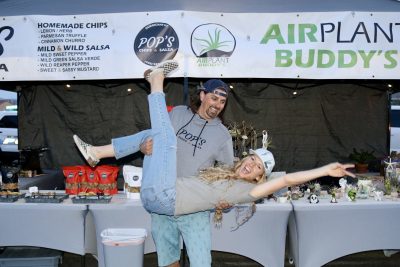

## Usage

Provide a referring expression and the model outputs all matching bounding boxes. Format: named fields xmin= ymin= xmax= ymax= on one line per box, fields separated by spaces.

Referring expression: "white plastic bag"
xmin=122 ymin=165 xmax=142 ymax=199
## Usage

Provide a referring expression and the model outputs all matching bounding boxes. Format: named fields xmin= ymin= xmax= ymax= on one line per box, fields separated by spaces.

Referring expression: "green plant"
xmin=347 ymin=188 xmax=357 ymax=201
xmin=194 ymin=28 xmax=232 ymax=55
xmin=348 ymin=148 xmax=376 ymax=164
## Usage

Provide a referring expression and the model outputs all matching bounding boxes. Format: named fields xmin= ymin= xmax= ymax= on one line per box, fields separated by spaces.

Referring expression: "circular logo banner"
xmin=134 ymin=22 xmax=179 ymax=66
xmin=191 ymin=23 xmax=235 ymax=58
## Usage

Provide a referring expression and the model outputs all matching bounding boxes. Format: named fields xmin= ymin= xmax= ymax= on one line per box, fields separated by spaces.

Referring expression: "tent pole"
xmin=387 ymin=89 xmax=392 ymax=154
xmin=183 ymin=75 xmax=189 ymax=105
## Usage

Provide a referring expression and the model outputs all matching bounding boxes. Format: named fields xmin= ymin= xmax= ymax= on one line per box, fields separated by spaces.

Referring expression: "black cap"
xmin=199 ymin=79 xmax=229 ymax=97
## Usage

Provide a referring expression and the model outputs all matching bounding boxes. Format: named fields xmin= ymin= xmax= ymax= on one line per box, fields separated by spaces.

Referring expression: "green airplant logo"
xmin=191 ymin=23 xmax=235 ymax=58
xmin=194 ymin=28 xmax=230 ymax=56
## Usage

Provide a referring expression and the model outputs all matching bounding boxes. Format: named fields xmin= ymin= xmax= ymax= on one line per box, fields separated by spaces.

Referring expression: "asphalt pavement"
xmin=59 ymin=249 xmax=400 ymax=267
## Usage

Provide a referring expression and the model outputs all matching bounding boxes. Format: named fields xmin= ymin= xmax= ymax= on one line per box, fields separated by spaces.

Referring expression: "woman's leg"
xmin=111 ymin=130 xmax=152 ymax=159
xmin=140 ymin=65 xmax=178 ymax=216
xmin=73 ymin=62 xmax=178 ymax=216
xmin=73 ymin=130 xmax=152 ymax=166
xmin=73 ymin=60 xmax=178 ymax=165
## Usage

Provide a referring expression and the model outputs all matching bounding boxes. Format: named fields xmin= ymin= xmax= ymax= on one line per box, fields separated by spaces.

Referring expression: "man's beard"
xmin=206 ymin=106 xmax=220 ymax=119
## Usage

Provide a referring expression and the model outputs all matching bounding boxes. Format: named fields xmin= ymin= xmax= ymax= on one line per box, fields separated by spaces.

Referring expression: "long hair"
xmin=200 ymin=158 xmax=266 ymax=230
xmin=198 ymin=158 xmax=266 ymax=184
xmin=189 ymin=91 xmax=227 ymax=124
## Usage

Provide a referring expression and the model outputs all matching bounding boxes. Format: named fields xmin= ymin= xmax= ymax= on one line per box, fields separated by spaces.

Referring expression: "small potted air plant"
xmin=290 ymin=186 xmax=303 ymax=200
xmin=348 ymin=148 xmax=376 ymax=173
xmin=390 ymin=185 xmax=399 ymax=198
xmin=347 ymin=187 xmax=357 ymax=202
xmin=329 ymin=187 xmax=341 ymax=200
xmin=307 ymin=182 xmax=321 ymax=196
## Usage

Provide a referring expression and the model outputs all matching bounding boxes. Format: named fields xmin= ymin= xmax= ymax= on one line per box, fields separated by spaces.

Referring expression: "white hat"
xmin=249 ymin=148 xmax=275 ymax=176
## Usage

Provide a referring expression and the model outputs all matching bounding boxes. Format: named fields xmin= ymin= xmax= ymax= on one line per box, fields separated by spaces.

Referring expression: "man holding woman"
xmin=76 ymin=60 xmax=234 ymax=267
xmin=74 ymin=61 xmax=354 ymax=267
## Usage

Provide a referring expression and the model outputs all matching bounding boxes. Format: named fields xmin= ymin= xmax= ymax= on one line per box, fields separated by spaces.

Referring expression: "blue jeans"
xmin=112 ymin=92 xmax=177 ymax=215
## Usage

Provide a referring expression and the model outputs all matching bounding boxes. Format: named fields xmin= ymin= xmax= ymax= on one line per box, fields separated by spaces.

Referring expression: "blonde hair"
xmin=198 ymin=157 xmax=266 ymax=184
xmin=199 ymin=157 xmax=267 ymax=228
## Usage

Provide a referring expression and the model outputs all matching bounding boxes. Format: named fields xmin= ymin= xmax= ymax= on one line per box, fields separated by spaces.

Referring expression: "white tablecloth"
xmin=211 ymin=201 xmax=292 ymax=267
xmin=0 ymin=197 xmax=87 ymax=255
xmin=288 ymin=197 xmax=400 ymax=267
xmin=88 ymin=194 xmax=292 ymax=267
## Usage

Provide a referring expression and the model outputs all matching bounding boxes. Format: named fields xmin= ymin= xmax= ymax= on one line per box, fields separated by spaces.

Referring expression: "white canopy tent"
xmin=1 ymin=0 xmax=400 ymax=80
xmin=1 ymin=0 xmax=399 ymax=15
xmin=0 ymin=0 xmax=396 ymax=173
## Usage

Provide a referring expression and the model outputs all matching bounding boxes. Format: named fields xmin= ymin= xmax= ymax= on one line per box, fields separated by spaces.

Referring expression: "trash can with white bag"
xmin=101 ymin=228 xmax=147 ymax=267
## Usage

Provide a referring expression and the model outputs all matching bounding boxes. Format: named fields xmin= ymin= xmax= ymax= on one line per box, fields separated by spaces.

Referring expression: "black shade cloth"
xmin=17 ymin=79 xmax=389 ymax=173
xmin=223 ymin=81 xmax=389 ymax=172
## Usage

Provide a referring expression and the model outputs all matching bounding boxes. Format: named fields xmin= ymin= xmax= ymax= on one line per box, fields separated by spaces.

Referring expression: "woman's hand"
xmin=325 ymin=162 xmax=355 ymax=178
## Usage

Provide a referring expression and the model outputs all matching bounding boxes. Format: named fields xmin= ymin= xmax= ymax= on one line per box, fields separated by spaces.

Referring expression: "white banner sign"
xmin=0 ymin=11 xmax=399 ymax=80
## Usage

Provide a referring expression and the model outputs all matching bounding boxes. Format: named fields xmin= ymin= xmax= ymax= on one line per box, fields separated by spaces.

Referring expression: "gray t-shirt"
xmin=174 ymin=176 xmax=258 ymax=216
xmin=170 ymin=106 xmax=234 ymax=177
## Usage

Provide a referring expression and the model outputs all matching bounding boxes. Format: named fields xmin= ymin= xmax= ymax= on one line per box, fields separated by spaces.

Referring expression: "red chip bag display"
xmin=62 ymin=166 xmax=86 ymax=195
xmin=83 ymin=166 xmax=99 ymax=194
xmin=96 ymin=165 xmax=119 ymax=195
xmin=63 ymin=165 xmax=119 ymax=195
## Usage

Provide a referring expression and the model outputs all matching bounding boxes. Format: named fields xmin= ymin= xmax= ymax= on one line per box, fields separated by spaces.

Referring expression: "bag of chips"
xmin=62 ymin=166 xmax=85 ymax=195
xmin=96 ymin=165 xmax=119 ymax=195
xmin=83 ymin=165 xmax=99 ymax=194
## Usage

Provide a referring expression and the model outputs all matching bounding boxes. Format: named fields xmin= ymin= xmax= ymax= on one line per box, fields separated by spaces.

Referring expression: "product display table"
xmin=288 ymin=197 xmax=400 ymax=267
xmin=211 ymin=200 xmax=292 ymax=267
xmin=88 ymin=194 xmax=293 ymax=267
xmin=0 ymin=194 xmax=88 ymax=255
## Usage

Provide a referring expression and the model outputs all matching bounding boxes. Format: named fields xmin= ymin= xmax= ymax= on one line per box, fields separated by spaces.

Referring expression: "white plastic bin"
xmin=101 ymin=228 xmax=147 ymax=267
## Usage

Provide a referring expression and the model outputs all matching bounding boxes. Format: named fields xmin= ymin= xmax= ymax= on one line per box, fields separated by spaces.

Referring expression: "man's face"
xmin=197 ymin=88 xmax=227 ymax=120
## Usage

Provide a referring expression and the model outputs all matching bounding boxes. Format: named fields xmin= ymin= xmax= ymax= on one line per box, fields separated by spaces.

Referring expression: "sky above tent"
xmin=0 ymin=0 xmax=399 ymax=16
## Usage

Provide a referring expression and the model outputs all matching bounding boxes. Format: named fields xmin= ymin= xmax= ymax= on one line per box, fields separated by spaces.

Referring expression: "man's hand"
xmin=140 ymin=138 xmax=153 ymax=155
xmin=215 ymin=200 xmax=232 ymax=211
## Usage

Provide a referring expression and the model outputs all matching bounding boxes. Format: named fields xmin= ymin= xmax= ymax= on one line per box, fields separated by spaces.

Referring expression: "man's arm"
xmin=215 ymin=137 xmax=234 ymax=166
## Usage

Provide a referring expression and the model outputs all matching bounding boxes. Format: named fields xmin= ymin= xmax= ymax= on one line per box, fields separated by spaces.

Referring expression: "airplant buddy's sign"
xmin=0 ymin=11 xmax=398 ymax=80
xmin=260 ymin=20 xmax=398 ymax=71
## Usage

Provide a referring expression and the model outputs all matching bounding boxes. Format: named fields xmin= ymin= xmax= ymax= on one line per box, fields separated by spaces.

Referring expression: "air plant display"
xmin=228 ymin=121 xmax=271 ymax=159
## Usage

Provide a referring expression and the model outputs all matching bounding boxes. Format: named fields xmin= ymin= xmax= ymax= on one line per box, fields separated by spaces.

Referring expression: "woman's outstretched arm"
xmin=249 ymin=163 xmax=355 ymax=199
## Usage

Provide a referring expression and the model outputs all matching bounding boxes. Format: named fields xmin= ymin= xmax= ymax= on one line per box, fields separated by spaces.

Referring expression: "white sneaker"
xmin=145 ymin=60 xmax=179 ymax=81
xmin=73 ymin=135 xmax=99 ymax=167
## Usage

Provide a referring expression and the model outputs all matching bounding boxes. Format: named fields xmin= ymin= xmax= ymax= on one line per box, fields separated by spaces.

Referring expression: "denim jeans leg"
xmin=112 ymin=129 xmax=152 ymax=159
xmin=140 ymin=92 xmax=177 ymax=215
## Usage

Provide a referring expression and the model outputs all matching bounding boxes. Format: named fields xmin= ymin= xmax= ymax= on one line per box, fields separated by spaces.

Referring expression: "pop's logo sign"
xmin=134 ymin=22 xmax=179 ymax=66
